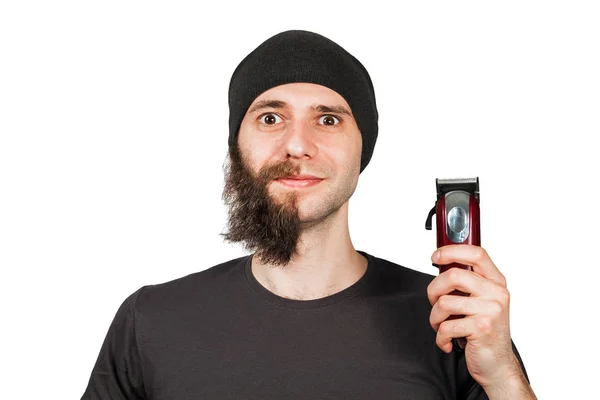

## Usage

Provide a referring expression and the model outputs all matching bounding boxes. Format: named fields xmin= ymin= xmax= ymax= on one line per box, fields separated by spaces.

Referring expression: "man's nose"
xmin=281 ymin=119 xmax=318 ymax=161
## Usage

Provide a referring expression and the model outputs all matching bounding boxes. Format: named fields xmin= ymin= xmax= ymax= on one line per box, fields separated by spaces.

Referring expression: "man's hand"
xmin=427 ymin=244 xmax=536 ymax=398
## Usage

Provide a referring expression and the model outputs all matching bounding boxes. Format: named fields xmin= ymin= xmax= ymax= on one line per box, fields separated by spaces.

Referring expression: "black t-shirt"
xmin=82 ymin=251 xmax=528 ymax=399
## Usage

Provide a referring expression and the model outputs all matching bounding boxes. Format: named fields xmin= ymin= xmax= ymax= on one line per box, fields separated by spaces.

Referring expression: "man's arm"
xmin=459 ymin=339 xmax=534 ymax=400
xmin=81 ymin=288 xmax=147 ymax=400
xmin=481 ymin=350 xmax=536 ymax=399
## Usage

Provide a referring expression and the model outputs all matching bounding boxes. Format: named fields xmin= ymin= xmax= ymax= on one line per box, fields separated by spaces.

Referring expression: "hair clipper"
xmin=425 ymin=177 xmax=480 ymax=351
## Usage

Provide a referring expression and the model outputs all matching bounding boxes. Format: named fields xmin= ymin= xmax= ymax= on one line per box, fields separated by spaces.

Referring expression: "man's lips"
xmin=275 ymin=175 xmax=323 ymax=188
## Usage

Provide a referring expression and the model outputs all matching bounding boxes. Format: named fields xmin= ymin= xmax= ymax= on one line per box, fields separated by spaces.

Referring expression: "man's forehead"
xmin=247 ymin=83 xmax=353 ymax=115
xmin=255 ymin=83 xmax=347 ymax=102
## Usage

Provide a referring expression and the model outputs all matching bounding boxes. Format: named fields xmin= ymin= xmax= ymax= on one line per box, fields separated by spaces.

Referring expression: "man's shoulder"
xmin=367 ymin=252 xmax=436 ymax=292
xmin=133 ymin=255 xmax=250 ymax=309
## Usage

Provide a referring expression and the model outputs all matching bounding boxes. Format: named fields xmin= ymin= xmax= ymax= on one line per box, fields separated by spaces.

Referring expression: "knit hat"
xmin=228 ymin=30 xmax=379 ymax=173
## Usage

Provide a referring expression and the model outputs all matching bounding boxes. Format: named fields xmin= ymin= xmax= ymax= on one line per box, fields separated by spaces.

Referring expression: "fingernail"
xmin=432 ymin=250 xmax=440 ymax=262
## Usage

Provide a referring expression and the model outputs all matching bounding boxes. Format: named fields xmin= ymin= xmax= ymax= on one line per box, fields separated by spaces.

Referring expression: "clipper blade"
xmin=436 ymin=177 xmax=479 ymax=201
xmin=425 ymin=177 xmax=480 ymax=231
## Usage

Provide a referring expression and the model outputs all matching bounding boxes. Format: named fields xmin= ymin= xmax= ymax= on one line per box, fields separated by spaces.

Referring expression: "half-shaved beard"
xmin=221 ymin=144 xmax=303 ymax=267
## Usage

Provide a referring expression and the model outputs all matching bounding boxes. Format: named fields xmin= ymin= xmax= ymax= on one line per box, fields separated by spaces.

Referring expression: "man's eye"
xmin=319 ymin=115 xmax=340 ymax=126
xmin=259 ymin=113 xmax=282 ymax=125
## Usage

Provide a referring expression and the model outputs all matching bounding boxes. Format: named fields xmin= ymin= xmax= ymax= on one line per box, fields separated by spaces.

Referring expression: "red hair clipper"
xmin=425 ymin=177 xmax=480 ymax=351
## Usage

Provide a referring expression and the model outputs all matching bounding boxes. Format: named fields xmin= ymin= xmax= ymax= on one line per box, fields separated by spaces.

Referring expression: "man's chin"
xmin=267 ymin=186 xmax=299 ymax=206
xmin=266 ymin=185 xmax=341 ymax=226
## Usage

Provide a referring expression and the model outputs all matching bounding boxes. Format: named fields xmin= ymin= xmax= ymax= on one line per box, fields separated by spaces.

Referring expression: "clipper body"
xmin=434 ymin=185 xmax=480 ymax=273
xmin=425 ymin=177 xmax=480 ymax=350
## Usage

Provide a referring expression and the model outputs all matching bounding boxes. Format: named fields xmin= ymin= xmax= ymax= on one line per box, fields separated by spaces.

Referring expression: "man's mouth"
xmin=275 ymin=175 xmax=323 ymax=188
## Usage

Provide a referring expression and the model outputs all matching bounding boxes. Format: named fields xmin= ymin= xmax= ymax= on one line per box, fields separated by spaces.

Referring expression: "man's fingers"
xmin=427 ymin=267 xmax=504 ymax=306
xmin=432 ymin=245 xmax=506 ymax=287
xmin=430 ymin=295 xmax=504 ymax=332
xmin=434 ymin=315 xmax=497 ymax=353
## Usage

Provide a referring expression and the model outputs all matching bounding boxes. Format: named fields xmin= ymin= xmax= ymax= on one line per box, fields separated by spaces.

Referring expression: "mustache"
xmin=255 ymin=160 xmax=322 ymax=185
xmin=230 ymin=144 xmax=324 ymax=184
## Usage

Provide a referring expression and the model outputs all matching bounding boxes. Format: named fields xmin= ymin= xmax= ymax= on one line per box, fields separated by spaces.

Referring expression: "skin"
xmin=230 ymin=82 xmax=368 ymax=299
xmin=225 ymin=81 xmax=537 ymax=398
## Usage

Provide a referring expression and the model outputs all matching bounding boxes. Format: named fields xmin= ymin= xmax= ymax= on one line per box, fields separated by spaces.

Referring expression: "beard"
xmin=220 ymin=144 xmax=303 ymax=267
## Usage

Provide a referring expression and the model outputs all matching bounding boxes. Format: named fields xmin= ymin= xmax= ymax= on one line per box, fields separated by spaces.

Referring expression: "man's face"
xmin=222 ymin=82 xmax=363 ymax=266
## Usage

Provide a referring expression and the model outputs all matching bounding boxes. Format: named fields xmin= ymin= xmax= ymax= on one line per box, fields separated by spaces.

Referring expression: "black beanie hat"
xmin=228 ymin=30 xmax=379 ymax=173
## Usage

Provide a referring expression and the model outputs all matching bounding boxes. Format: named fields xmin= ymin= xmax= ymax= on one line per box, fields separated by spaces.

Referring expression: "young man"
xmin=82 ymin=30 xmax=536 ymax=399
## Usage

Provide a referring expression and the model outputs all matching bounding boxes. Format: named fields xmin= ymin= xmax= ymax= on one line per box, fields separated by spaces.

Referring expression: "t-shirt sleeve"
xmin=81 ymin=287 xmax=147 ymax=400
xmin=460 ymin=339 xmax=530 ymax=400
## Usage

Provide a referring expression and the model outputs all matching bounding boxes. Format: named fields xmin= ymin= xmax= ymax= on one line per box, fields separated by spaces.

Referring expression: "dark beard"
xmin=221 ymin=144 xmax=302 ymax=267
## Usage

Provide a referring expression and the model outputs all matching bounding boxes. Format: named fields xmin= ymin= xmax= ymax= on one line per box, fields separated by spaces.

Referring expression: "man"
xmin=82 ymin=30 xmax=536 ymax=399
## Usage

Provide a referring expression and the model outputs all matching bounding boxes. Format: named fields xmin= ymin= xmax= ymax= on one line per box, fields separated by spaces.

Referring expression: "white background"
xmin=1 ymin=1 xmax=598 ymax=399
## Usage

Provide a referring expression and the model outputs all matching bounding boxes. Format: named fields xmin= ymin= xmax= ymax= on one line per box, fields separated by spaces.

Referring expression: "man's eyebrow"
xmin=247 ymin=100 xmax=288 ymax=115
xmin=246 ymin=100 xmax=354 ymax=118
xmin=312 ymin=104 xmax=353 ymax=117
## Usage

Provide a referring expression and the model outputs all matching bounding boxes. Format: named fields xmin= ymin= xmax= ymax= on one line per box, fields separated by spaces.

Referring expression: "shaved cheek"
xmin=237 ymin=147 xmax=265 ymax=178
